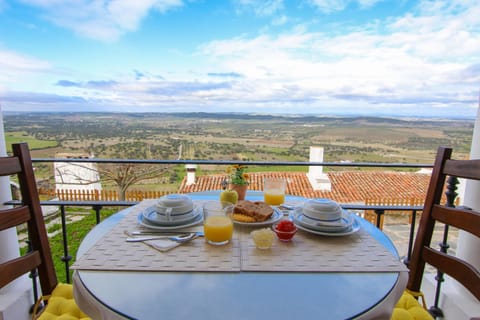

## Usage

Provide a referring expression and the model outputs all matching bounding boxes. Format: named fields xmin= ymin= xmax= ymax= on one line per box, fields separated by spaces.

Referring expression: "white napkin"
xmin=144 ymin=239 xmax=182 ymax=252
xmin=136 ymin=226 xmax=204 ymax=252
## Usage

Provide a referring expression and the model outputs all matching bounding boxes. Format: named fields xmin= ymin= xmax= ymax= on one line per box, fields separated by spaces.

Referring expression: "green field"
xmin=3 ymin=112 xmax=474 ymax=194
xmin=5 ymin=131 xmax=58 ymax=152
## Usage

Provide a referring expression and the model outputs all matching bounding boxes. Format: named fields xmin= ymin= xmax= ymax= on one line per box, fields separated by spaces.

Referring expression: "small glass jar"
xmin=251 ymin=228 xmax=275 ymax=249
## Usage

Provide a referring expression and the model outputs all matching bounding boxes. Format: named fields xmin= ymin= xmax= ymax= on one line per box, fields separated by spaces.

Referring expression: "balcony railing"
xmin=7 ymin=156 xmax=456 ymax=316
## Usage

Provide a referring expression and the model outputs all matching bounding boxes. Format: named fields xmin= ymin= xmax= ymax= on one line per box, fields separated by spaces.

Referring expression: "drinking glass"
xmin=203 ymin=201 xmax=234 ymax=245
xmin=263 ymin=178 xmax=286 ymax=206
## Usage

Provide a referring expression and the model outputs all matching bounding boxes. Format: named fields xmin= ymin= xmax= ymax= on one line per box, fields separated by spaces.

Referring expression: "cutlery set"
xmin=125 ymin=231 xmax=204 ymax=243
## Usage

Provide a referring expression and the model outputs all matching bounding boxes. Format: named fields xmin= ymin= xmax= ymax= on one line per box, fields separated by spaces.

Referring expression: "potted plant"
xmin=224 ymin=164 xmax=249 ymax=200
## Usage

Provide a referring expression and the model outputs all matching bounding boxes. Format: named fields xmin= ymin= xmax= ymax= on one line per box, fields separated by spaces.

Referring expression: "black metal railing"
xmin=34 ymin=156 xmax=431 ymax=168
xmin=8 ymin=199 xmax=424 ymax=280
xmin=6 ymin=157 xmax=454 ymax=317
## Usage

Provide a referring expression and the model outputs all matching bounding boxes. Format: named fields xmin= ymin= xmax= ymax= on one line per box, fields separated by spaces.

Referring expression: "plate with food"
xmin=232 ymin=200 xmax=283 ymax=226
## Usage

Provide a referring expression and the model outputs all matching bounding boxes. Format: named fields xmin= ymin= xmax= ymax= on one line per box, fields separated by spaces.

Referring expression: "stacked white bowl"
xmin=302 ymin=198 xmax=343 ymax=221
xmin=154 ymin=194 xmax=195 ymax=222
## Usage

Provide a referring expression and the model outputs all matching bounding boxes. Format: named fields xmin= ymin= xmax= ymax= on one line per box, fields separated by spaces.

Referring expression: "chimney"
xmin=185 ymin=164 xmax=197 ymax=186
xmin=307 ymin=146 xmax=331 ymax=191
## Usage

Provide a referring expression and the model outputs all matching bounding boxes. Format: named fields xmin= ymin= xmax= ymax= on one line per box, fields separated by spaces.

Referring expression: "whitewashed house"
xmin=54 ymin=153 xmax=102 ymax=192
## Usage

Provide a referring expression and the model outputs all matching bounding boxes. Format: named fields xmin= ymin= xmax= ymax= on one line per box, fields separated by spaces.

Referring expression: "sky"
xmin=0 ymin=0 xmax=479 ymax=118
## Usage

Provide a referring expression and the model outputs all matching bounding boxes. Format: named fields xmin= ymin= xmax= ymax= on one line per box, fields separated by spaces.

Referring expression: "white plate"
xmin=137 ymin=210 xmax=204 ymax=230
xmin=297 ymin=211 xmax=353 ymax=231
xmin=296 ymin=215 xmax=351 ymax=232
xmin=294 ymin=214 xmax=361 ymax=236
xmin=233 ymin=208 xmax=283 ymax=226
xmin=142 ymin=205 xmax=200 ymax=226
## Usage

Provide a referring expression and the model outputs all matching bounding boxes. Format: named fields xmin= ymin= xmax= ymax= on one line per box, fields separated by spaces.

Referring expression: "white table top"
xmin=73 ymin=191 xmax=407 ymax=320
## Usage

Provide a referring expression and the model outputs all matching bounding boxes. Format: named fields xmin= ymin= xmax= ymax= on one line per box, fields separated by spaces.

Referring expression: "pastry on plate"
xmin=233 ymin=200 xmax=274 ymax=222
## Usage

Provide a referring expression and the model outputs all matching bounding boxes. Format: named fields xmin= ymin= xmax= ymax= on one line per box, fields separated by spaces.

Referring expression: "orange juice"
xmin=204 ymin=215 xmax=233 ymax=244
xmin=263 ymin=178 xmax=286 ymax=205
xmin=264 ymin=191 xmax=285 ymax=206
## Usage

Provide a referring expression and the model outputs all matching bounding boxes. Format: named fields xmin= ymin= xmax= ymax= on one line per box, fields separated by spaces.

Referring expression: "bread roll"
xmin=233 ymin=200 xmax=274 ymax=222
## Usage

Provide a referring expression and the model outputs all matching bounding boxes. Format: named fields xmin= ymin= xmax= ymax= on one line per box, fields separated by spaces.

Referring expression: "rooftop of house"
xmin=178 ymin=170 xmax=432 ymax=204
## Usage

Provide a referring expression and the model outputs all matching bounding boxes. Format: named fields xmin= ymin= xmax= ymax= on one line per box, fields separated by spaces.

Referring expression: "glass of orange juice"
xmin=203 ymin=201 xmax=234 ymax=245
xmin=263 ymin=178 xmax=286 ymax=206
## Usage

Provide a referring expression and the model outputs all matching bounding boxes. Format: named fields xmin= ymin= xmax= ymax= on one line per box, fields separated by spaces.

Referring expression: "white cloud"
xmin=307 ymin=0 xmax=348 ymax=13
xmin=0 ymin=49 xmax=50 ymax=76
xmin=0 ymin=49 xmax=51 ymax=95
xmin=389 ymin=1 xmax=480 ymax=60
xmin=19 ymin=0 xmax=183 ymax=41
xmin=196 ymin=0 xmax=480 ymax=116
xmin=3 ymin=0 xmax=479 ymax=117
xmin=357 ymin=0 xmax=384 ymax=8
xmin=271 ymin=14 xmax=288 ymax=26
xmin=234 ymin=0 xmax=284 ymax=16
xmin=308 ymin=0 xmax=384 ymax=12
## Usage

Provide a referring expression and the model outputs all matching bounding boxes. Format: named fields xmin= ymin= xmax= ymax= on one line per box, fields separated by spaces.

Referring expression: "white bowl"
xmin=302 ymin=198 xmax=343 ymax=221
xmin=143 ymin=206 xmax=199 ymax=225
xmin=155 ymin=194 xmax=194 ymax=216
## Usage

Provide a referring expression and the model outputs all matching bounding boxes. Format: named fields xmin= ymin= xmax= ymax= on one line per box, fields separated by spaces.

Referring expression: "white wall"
xmin=0 ymin=107 xmax=32 ymax=320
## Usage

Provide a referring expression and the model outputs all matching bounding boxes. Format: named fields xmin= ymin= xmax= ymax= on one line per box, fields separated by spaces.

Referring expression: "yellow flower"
xmin=226 ymin=164 xmax=249 ymax=185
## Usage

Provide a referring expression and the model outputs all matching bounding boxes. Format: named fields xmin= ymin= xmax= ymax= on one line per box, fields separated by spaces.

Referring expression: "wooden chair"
xmin=0 ymin=143 xmax=89 ymax=319
xmin=392 ymin=146 xmax=480 ymax=319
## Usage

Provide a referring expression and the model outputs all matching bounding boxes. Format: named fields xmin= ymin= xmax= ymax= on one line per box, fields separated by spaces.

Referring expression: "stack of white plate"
xmin=293 ymin=198 xmax=360 ymax=236
xmin=137 ymin=194 xmax=203 ymax=230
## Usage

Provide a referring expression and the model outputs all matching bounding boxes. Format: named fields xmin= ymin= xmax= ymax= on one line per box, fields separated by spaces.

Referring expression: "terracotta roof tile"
xmin=178 ymin=170 xmax=431 ymax=204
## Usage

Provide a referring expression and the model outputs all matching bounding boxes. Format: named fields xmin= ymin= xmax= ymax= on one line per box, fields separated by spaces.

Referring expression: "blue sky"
xmin=0 ymin=0 xmax=479 ymax=118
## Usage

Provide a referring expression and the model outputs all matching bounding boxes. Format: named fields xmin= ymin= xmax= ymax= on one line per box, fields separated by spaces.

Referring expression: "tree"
xmin=55 ymin=162 xmax=173 ymax=201
xmin=98 ymin=164 xmax=173 ymax=200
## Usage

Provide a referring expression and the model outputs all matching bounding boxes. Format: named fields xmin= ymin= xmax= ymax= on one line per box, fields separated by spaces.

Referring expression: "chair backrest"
xmin=407 ymin=146 xmax=480 ymax=300
xmin=0 ymin=143 xmax=57 ymax=295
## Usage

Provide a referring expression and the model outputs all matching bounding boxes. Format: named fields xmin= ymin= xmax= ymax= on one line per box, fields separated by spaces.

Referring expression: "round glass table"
xmin=73 ymin=191 xmax=407 ymax=320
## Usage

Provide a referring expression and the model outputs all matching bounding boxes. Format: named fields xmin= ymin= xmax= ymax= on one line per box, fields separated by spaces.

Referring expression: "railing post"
xmin=374 ymin=209 xmax=384 ymax=229
xmin=403 ymin=209 xmax=417 ymax=267
xmin=27 ymin=240 xmax=39 ymax=314
xmin=59 ymin=205 xmax=72 ymax=283
xmin=429 ymin=176 xmax=458 ymax=317
xmin=92 ymin=205 xmax=103 ymax=224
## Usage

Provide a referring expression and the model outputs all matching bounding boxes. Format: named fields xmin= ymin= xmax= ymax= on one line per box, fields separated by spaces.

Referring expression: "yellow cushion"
xmin=391 ymin=292 xmax=433 ymax=320
xmin=37 ymin=283 xmax=90 ymax=320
